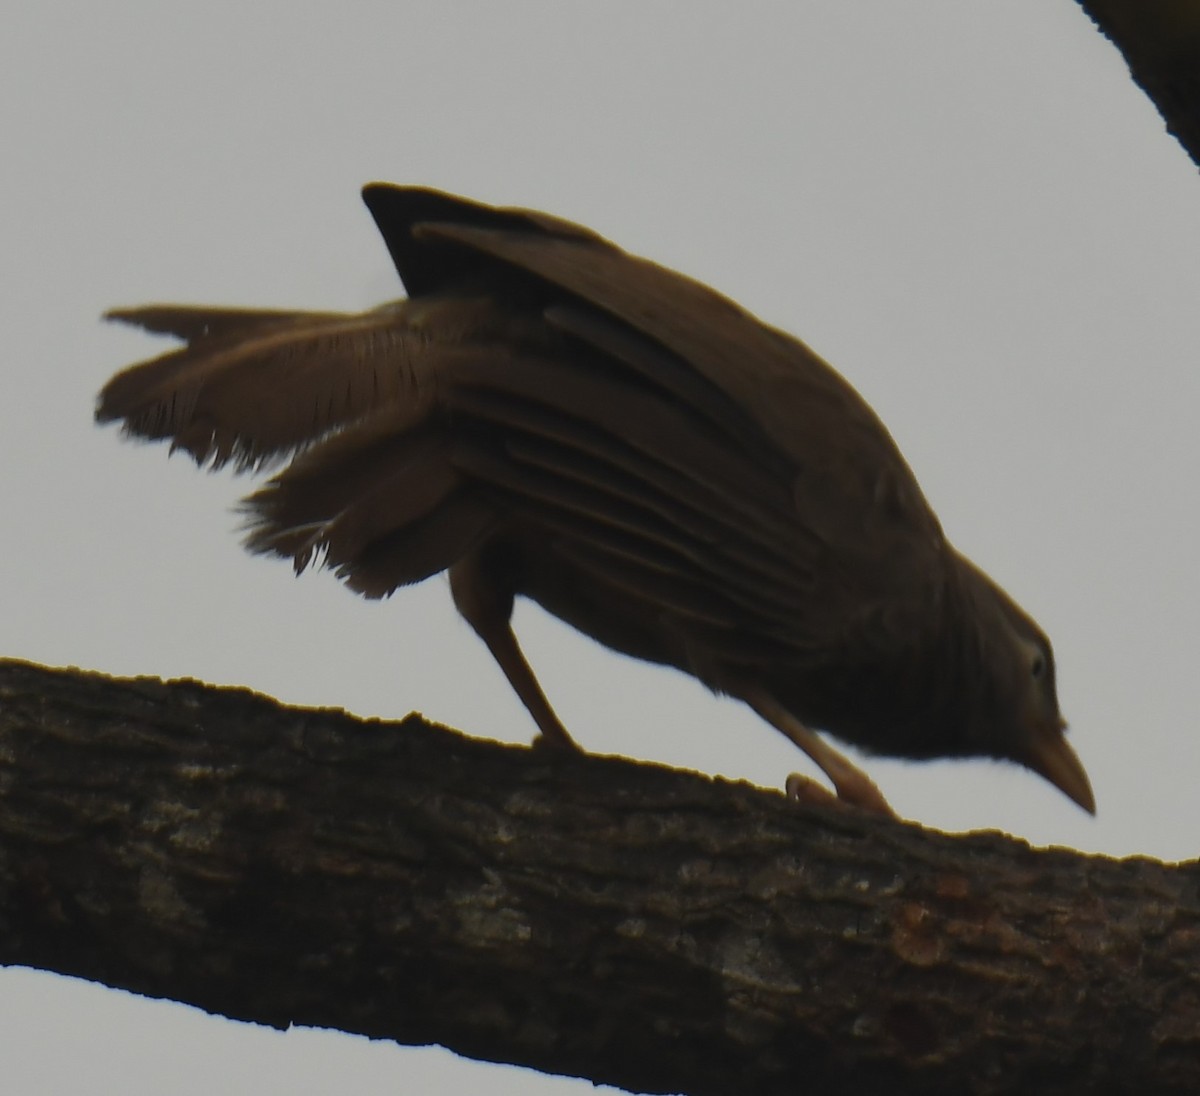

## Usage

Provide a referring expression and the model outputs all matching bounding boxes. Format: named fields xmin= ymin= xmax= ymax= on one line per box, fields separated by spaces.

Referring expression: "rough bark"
xmin=0 ymin=658 xmax=1197 ymax=1094
xmin=1079 ymin=0 xmax=1200 ymax=170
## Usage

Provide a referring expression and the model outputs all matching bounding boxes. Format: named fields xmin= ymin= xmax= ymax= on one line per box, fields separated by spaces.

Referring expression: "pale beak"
xmin=1022 ymin=726 xmax=1096 ymax=814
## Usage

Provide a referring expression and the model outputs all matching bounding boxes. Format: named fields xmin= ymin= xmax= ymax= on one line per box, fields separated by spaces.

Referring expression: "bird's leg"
xmin=449 ymin=552 xmax=582 ymax=752
xmin=743 ymin=688 xmax=895 ymax=817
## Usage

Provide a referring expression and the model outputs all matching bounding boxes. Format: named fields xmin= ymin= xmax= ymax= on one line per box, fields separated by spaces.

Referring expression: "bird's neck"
xmin=846 ymin=545 xmax=1001 ymax=760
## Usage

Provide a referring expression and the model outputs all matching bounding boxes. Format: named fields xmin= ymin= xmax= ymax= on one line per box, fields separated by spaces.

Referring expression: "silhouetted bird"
xmin=97 ymin=184 xmax=1094 ymax=817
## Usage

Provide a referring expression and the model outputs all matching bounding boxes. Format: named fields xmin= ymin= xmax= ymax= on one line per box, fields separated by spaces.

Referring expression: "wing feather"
xmin=410 ymin=217 xmax=941 ymax=559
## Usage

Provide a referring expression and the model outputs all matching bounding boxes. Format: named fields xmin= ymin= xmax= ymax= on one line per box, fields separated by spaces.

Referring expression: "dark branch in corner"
xmin=0 ymin=658 xmax=1197 ymax=1095
xmin=1079 ymin=0 xmax=1200 ymax=170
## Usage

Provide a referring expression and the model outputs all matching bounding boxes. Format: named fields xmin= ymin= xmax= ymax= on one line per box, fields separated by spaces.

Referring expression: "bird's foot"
xmin=530 ymin=728 xmax=584 ymax=753
xmin=785 ymin=770 xmax=896 ymax=818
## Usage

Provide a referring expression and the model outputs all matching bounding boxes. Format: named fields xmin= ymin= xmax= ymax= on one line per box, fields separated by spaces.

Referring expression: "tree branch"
xmin=0 ymin=658 xmax=1196 ymax=1094
xmin=1079 ymin=0 xmax=1200 ymax=170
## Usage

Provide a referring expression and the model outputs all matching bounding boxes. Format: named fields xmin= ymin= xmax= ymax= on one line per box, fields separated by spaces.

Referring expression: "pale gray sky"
xmin=3 ymin=2 xmax=1199 ymax=1093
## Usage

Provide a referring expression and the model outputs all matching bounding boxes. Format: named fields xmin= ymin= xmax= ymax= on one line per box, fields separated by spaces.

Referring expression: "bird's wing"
xmin=440 ymin=328 xmax=829 ymax=659
xmin=366 ymin=191 xmax=910 ymax=466
xmin=363 ymin=186 xmax=947 ymax=652
xmin=364 ymin=185 xmax=940 ymax=551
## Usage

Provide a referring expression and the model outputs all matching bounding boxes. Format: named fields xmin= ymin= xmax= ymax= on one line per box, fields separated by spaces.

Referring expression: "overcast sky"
xmin=3 ymin=3 xmax=1199 ymax=1094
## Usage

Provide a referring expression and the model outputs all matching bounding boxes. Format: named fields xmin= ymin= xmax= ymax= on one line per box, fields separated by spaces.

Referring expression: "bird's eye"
xmin=1030 ymin=651 xmax=1046 ymax=680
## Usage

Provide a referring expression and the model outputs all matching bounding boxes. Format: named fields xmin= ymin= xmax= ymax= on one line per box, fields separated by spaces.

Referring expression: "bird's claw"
xmin=785 ymin=771 xmax=896 ymax=818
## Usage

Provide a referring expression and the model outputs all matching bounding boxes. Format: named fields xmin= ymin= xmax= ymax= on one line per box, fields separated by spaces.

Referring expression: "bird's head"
xmin=954 ymin=554 xmax=1095 ymax=814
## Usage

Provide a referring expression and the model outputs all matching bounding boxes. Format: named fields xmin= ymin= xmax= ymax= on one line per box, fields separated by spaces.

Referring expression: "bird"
xmin=96 ymin=183 xmax=1094 ymax=818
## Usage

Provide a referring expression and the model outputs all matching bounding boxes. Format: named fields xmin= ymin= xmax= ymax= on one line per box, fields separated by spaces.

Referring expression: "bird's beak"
xmin=1022 ymin=725 xmax=1095 ymax=814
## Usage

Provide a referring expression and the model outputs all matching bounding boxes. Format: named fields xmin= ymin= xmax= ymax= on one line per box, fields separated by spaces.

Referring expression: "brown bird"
xmin=96 ymin=184 xmax=1094 ymax=818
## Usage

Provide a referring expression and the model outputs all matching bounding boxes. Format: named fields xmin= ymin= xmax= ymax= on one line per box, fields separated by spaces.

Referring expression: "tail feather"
xmin=240 ymin=409 xmax=439 ymax=543
xmin=243 ymin=427 xmax=474 ymax=582
xmin=99 ymin=298 xmax=509 ymax=597
xmin=97 ymin=303 xmax=446 ymax=468
xmin=105 ymin=305 xmax=351 ymax=342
